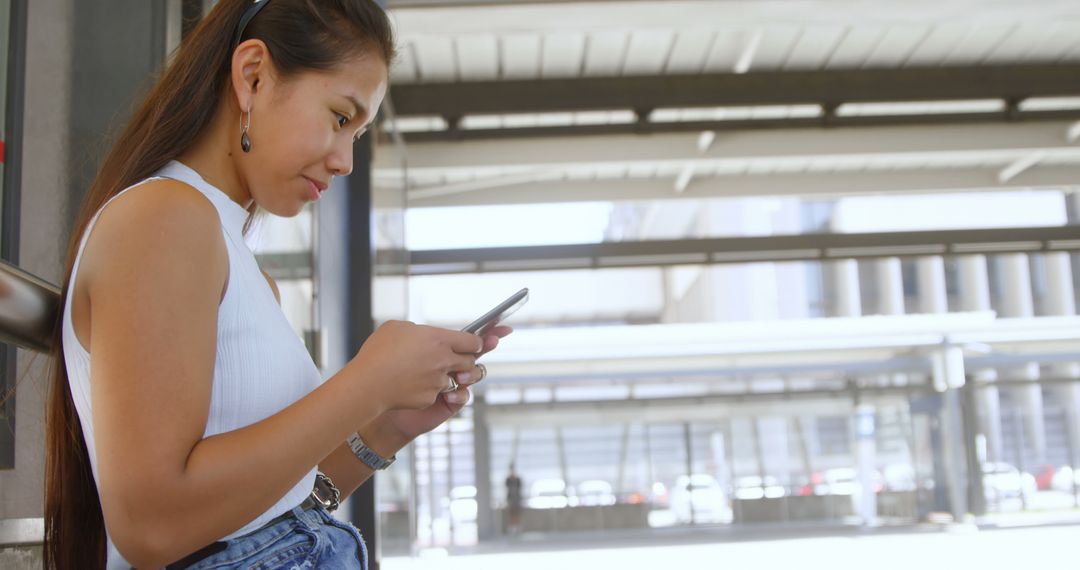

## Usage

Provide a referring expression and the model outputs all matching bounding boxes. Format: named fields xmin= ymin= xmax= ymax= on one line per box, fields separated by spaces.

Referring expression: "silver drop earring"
xmin=240 ymin=104 xmax=252 ymax=153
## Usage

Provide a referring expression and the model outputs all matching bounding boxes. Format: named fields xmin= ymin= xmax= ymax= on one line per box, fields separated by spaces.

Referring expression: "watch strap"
xmin=347 ymin=432 xmax=396 ymax=471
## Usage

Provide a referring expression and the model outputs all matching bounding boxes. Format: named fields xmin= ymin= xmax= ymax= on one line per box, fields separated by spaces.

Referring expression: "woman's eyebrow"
xmin=344 ymin=94 xmax=367 ymax=121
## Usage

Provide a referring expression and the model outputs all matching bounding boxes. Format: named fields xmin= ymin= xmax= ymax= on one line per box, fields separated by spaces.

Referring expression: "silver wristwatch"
xmin=347 ymin=432 xmax=396 ymax=471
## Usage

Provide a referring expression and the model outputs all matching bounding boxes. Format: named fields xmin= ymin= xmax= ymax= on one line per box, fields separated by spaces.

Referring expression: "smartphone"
xmin=462 ymin=287 xmax=529 ymax=336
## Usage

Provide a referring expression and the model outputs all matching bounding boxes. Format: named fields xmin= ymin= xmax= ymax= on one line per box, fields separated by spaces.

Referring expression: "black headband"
xmin=232 ymin=0 xmax=272 ymax=50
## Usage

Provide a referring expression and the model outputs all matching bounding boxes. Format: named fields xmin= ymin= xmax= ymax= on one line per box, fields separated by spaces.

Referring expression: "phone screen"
xmin=462 ymin=288 xmax=529 ymax=335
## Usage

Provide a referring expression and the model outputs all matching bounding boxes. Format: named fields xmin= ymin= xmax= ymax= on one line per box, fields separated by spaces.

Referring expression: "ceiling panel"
xmin=455 ymin=34 xmax=499 ymax=81
xmin=750 ymin=26 xmax=802 ymax=71
xmin=412 ymin=35 xmax=457 ymax=81
xmin=540 ymin=32 xmax=587 ymax=78
xmin=500 ymin=33 xmax=542 ymax=80
xmin=582 ymin=30 xmax=629 ymax=77
xmin=701 ymin=29 xmax=745 ymax=73
xmin=902 ymin=23 xmax=969 ymax=67
xmin=981 ymin=22 xmax=1047 ymax=63
xmin=861 ymin=25 xmax=930 ymax=68
xmin=1022 ymin=21 xmax=1080 ymax=62
xmin=665 ymin=29 xmax=717 ymax=74
xmin=941 ymin=23 xmax=1015 ymax=65
xmin=623 ymin=30 xmax=677 ymax=75
xmin=390 ymin=41 xmax=420 ymax=83
xmin=824 ymin=26 xmax=886 ymax=69
xmin=781 ymin=25 xmax=846 ymax=71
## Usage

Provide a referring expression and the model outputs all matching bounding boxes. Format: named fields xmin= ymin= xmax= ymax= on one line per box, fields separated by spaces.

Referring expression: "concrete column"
xmin=958 ymin=255 xmax=1003 ymax=462
xmin=933 ymin=346 xmax=969 ymax=521
xmin=473 ymin=395 xmax=495 ymax=541
xmin=1000 ymin=253 xmax=1047 ymax=466
xmin=854 ymin=405 xmax=877 ymax=525
xmin=1044 ymin=252 xmax=1080 ymax=469
xmin=832 ymin=259 xmax=861 ymax=317
xmin=916 ymin=257 xmax=948 ymax=314
xmin=876 ymin=258 xmax=905 ymax=315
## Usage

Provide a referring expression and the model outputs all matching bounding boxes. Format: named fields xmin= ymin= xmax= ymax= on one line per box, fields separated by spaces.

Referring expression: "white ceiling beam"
xmin=997 ymin=151 xmax=1046 ymax=183
xmin=389 ymin=1 xmax=1080 ymax=38
xmin=384 ymin=165 xmax=1080 ymax=208
xmin=374 ymin=122 xmax=1080 ymax=170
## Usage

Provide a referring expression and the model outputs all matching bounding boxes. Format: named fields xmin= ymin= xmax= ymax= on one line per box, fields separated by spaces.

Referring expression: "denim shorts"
xmin=178 ymin=503 xmax=368 ymax=570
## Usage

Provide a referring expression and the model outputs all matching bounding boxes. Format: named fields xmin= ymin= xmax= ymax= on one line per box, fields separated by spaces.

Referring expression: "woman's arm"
xmin=82 ymin=181 xmax=480 ymax=568
xmin=318 ymin=418 xmax=411 ymax=500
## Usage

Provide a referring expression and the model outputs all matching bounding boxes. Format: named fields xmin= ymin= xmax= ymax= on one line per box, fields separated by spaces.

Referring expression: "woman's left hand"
xmin=368 ymin=325 xmax=513 ymax=448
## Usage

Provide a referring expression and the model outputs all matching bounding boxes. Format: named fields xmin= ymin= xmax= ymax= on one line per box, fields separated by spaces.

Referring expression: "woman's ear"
xmin=229 ymin=39 xmax=272 ymax=113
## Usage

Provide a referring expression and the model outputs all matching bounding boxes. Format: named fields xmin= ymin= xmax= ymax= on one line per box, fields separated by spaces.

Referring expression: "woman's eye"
xmin=335 ymin=113 xmax=349 ymax=128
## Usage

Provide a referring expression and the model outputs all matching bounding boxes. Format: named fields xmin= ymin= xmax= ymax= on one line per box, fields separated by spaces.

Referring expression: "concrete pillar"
xmin=958 ymin=255 xmax=1003 ymax=462
xmin=876 ymin=258 xmax=905 ymax=315
xmin=917 ymin=257 xmax=948 ymax=314
xmin=933 ymin=346 xmax=969 ymax=521
xmin=854 ymin=405 xmax=877 ymax=525
xmin=832 ymin=259 xmax=862 ymax=317
xmin=1000 ymin=253 xmax=1047 ymax=466
xmin=473 ymin=395 xmax=495 ymax=541
xmin=1044 ymin=252 xmax=1080 ymax=469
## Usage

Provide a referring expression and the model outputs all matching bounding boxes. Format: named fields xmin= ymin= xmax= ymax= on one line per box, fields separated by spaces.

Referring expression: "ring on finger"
xmin=477 ymin=363 xmax=487 ymax=383
xmin=446 ymin=375 xmax=459 ymax=392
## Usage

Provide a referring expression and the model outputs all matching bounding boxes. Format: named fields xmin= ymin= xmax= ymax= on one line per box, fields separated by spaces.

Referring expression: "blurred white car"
xmin=982 ymin=462 xmax=1036 ymax=503
xmin=882 ymin=464 xmax=917 ymax=492
xmin=528 ymin=478 xmax=570 ymax=509
xmin=670 ymin=474 xmax=732 ymax=524
xmin=733 ymin=475 xmax=785 ymax=500
xmin=447 ymin=485 xmax=478 ymax=523
xmin=1052 ymin=465 xmax=1080 ymax=493
xmin=576 ymin=480 xmax=617 ymax=506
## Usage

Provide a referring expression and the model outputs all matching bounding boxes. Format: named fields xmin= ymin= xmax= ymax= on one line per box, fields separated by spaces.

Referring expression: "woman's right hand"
xmin=347 ymin=320 xmax=483 ymax=411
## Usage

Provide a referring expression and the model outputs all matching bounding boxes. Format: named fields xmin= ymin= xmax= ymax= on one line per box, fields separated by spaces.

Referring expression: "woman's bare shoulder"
xmin=79 ymin=178 xmax=228 ymax=289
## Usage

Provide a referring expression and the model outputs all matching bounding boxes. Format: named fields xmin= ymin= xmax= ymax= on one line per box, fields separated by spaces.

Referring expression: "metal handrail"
xmin=0 ymin=259 xmax=60 ymax=352
xmin=0 ymin=262 xmax=58 ymax=549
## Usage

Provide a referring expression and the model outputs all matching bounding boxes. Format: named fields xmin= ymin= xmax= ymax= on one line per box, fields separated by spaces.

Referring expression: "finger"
xmin=489 ymin=325 xmax=514 ymax=338
xmin=444 ymin=386 xmax=471 ymax=406
xmin=446 ymin=353 xmax=477 ymax=374
xmin=455 ymin=362 xmax=488 ymax=386
xmin=479 ymin=326 xmax=513 ymax=355
xmin=445 ymin=329 xmax=485 ymax=354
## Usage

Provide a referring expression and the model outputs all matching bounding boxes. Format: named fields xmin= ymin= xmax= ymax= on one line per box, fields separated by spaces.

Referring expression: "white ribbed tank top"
xmin=61 ymin=160 xmax=321 ymax=569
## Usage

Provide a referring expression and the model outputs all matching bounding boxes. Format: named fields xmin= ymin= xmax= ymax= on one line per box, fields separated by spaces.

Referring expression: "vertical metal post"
xmin=346 ymin=132 xmax=379 ymax=566
xmin=682 ymin=422 xmax=695 ymax=524
xmin=961 ymin=378 xmax=987 ymax=517
xmin=0 ymin=0 xmax=26 ymax=471
xmin=473 ymin=395 xmax=495 ymax=541
xmin=445 ymin=422 xmax=455 ymax=544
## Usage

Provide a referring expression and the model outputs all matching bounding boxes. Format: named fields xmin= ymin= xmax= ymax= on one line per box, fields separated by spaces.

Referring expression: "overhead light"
xmin=835 ymin=99 xmax=1005 ymax=117
xmin=1018 ymin=96 xmax=1080 ymax=112
xmin=384 ymin=116 xmax=448 ymax=133
xmin=460 ymin=110 xmax=636 ymax=130
xmin=650 ymin=104 xmax=822 ymax=123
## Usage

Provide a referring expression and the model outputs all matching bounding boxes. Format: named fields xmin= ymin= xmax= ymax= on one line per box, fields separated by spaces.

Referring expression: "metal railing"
xmin=0 ymin=260 xmax=57 ymax=550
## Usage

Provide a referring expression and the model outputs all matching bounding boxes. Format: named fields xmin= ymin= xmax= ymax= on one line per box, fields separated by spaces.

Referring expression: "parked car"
xmin=1051 ymin=465 xmax=1080 ymax=493
xmin=447 ymin=485 xmax=478 ymax=523
xmin=528 ymin=478 xmax=570 ymax=509
xmin=576 ymin=479 xmax=617 ymax=506
xmin=670 ymin=474 xmax=732 ymax=524
xmin=982 ymin=462 xmax=1036 ymax=504
xmin=733 ymin=475 xmax=785 ymax=500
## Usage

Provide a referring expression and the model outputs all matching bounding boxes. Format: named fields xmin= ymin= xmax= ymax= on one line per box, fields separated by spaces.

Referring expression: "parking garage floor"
xmin=385 ymin=512 xmax=1080 ymax=570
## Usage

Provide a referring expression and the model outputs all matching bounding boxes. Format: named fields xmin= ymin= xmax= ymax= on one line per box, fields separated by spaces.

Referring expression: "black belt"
xmin=164 ymin=495 xmax=322 ymax=570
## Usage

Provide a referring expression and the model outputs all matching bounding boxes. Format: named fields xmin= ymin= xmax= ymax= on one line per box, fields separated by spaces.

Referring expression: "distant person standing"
xmin=506 ymin=463 xmax=524 ymax=535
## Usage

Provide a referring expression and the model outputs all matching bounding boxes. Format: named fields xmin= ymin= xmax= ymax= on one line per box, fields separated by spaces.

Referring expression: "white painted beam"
xmin=384 ymin=165 xmax=1080 ymax=208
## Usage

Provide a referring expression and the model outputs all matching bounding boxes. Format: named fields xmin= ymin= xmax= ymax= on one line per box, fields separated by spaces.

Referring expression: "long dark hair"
xmin=43 ymin=1 xmax=394 ymax=566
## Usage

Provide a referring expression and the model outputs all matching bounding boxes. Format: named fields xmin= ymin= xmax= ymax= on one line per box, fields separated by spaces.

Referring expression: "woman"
xmin=44 ymin=1 xmax=508 ymax=568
